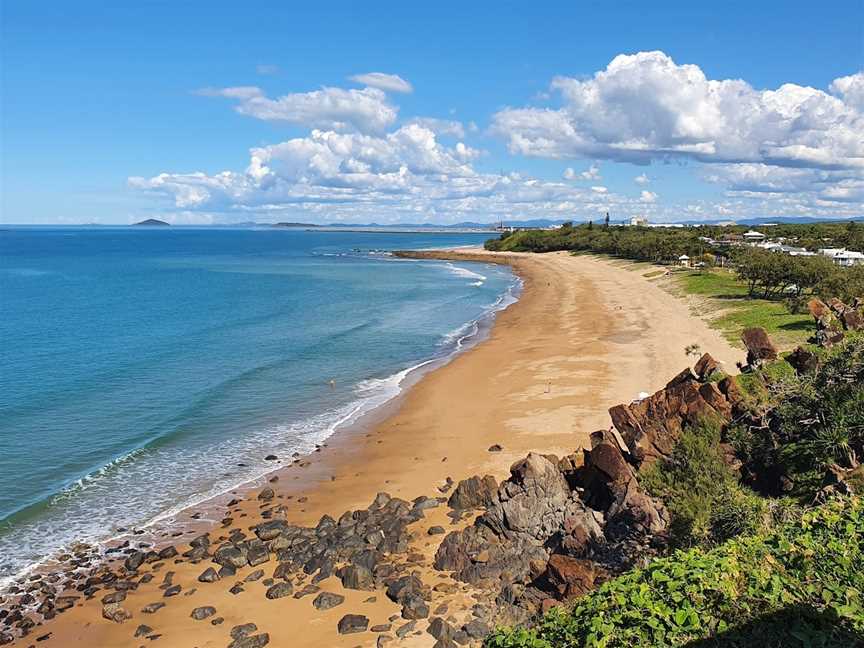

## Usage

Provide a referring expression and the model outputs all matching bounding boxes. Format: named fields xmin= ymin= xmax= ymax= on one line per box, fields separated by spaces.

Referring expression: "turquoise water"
xmin=0 ymin=227 xmax=516 ymax=580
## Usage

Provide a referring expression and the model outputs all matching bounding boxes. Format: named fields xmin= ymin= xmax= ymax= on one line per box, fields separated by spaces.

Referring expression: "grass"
xmin=669 ymin=269 xmax=813 ymax=349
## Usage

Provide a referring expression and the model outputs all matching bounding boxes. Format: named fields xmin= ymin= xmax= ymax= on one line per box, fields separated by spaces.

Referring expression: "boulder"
xmin=312 ymin=592 xmax=345 ymax=610
xmin=337 ymin=614 xmax=369 ymax=634
xmin=338 ymin=564 xmax=374 ymax=591
xmin=447 ymin=475 xmax=498 ymax=510
xmin=741 ymin=327 xmax=778 ymax=365
xmin=693 ymin=353 xmax=720 ymax=381
xmin=190 ymin=606 xmax=216 ymax=620
xmin=102 ymin=602 xmax=132 ymax=623
xmin=265 ymin=582 xmax=293 ymax=599
xmin=610 ymin=369 xmax=733 ymax=466
xmin=543 ymin=554 xmax=601 ymax=599
xmin=786 ymin=346 xmax=819 ymax=375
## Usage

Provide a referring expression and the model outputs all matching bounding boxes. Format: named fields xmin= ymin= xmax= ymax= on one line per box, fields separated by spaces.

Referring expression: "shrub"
xmin=640 ymin=420 xmax=766 ymax=548
xmin=486 ymin=497 xmax=864 ymax=648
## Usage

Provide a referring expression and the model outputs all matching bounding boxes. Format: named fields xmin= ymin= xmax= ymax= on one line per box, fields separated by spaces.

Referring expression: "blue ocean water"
xmin=0 ymin=227 xmax=517 ymax=581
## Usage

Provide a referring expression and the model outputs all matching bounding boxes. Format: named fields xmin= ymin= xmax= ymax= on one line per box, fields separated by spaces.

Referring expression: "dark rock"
xmin=427 ymin=617 xmax=453 ymax=640
xmin=371 ymin=623 xmax=392 ymax=632
xmin=101 ymin=590 xmax=126 ymax=604
xmin=693 ymin=353 xmax=720 ymax=381
xmin=396 ymin=621 xmax=417 ymax=638
xmin=214 ymin=545 xmax=248 ymax=569
xmin=427 ymin=526 xmax=445 ymax=535
xmin=312 ymin=592 xmax=345 ymax=610
xmin=337 ymin=614 xmax=369 ymax=634
xmin=257 ymin=487 xmax=275 ymax=501
xmin=741 ymin=327 xmax=778 ymax=365
xmin=447 ymin=475 xmax=498 ymax=510
xmin=228 ymin=633 xmax=270 ymax=648
xmin=244 ymin=569 xmax=264 ymax=582
xmin=124 ymin=551 xmax=145 ymax=572
xmin=246 ymin=540 xmax=270 ymax=567
xmin=134 ymin=624 xmax=153 ymax=637
xmin=190 ymin=606 xmax=216 ymax=620
xmin=141 ymin=602 xmax=165 ymax=614
xmin=462 ymin=619 xmax=490 ymax=639
xmin=265 ymin=582 xmax=293 ymax=599
xmin=162 ymin=584 xmax=181 ymax=597
xmin=338 ymin=564 xmax=374 ymax=591
xmin=198 ymin=567 xmax=219 ymax=583
xmin=488 ymin=444 xmax=503 ymax=452
xmin=230 ymin=623 xmax=258 ymax=639
xmin=400 ymin=593 xmax=429 ymax=619
xmin=787 ymin=346 xmax=819 ymax=375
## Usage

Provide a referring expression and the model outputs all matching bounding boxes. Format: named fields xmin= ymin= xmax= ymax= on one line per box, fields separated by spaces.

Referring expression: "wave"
xmin=0 ymin=266 xmax=523 ymax=592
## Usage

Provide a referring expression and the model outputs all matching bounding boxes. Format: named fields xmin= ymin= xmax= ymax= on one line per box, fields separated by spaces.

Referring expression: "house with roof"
xmin=819 ymin=248 xmax=864 ymax=267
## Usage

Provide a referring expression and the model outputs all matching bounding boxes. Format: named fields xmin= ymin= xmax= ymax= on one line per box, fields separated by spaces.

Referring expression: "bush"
xmin=640 ymin=420 xmax=767 ymax=548
xmin=486 ymin=497 xmax=864 ymax=648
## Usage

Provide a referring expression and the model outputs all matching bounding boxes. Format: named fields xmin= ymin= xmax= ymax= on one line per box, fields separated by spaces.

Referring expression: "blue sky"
xmin=2 ymin=1 xmax=863 ymax=224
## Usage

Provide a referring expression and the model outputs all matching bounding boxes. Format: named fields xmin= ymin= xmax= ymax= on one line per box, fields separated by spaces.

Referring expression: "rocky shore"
xmin=0 ymin=250 xmax=745 ymax=648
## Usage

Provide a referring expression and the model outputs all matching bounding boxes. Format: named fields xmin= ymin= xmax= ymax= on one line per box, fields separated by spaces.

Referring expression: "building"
xmin=743 ymin=230 xmax=766 ymax=243
xmin=819 ymin=248 xmax=864 ymax=267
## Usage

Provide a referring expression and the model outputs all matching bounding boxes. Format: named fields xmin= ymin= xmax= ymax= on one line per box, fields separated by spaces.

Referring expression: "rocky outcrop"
xmin=809 ymin=297 xmax=864 ymax=347
xmin=741 ymin=327 xmax=778 ymax=366
xmin=608 ymin=357 xmax=739 ymax=467
xmin=434 ymin=438 xmax=667 ymax=622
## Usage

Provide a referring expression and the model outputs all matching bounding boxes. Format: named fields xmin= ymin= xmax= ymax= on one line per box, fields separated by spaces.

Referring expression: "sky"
xmin=1 ymin=1 xmax=863 ymax=225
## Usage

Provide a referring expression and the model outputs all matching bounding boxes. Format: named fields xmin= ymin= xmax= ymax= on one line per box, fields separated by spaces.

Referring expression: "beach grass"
xmin=665 ymin=268 xmax=814 ymax=349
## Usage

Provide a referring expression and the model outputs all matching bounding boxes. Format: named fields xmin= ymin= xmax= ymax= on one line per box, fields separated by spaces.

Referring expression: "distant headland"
xmin=132 ymin=218 xmax=170 ymax=226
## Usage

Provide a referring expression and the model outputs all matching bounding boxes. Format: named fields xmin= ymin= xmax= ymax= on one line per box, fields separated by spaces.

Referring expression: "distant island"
xmin=272 ymin=222 xmax=320 ymax=228
xmin=133 ymin=218 xmax=170 ymax=226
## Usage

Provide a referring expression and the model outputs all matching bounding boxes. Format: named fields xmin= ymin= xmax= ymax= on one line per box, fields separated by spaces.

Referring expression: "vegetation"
xmin=486 ymin=334 xmax=864 ymax=648
xmin=640 ymin=420 xmax=771 ymax=548
xmin=732 ymin=334 xmax=864 ymax=501
xmin=486 ymin=496 xmax=864 ymax=648
xmin=485 ymin=221 xmax=864 ymax=305
xmin=672 ymin=269 xmax=813 ymax=348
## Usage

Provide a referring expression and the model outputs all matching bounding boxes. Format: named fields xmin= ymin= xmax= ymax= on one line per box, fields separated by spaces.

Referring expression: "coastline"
xmin=4 ymin=249 xmax=744 ymax=648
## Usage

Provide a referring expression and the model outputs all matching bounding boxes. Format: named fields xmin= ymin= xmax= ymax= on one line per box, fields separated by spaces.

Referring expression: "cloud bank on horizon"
xmin=131 ymin=51 xmax=864 ymax=224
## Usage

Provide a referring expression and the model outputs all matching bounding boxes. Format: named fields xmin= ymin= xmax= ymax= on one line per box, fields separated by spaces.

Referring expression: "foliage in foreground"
xmin=485 ymin=497 xmax=864 ymax=648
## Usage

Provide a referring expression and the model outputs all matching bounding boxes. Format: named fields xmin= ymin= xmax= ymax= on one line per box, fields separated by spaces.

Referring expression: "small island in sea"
xmin=132 ymin=218 xmax=170 ymax=226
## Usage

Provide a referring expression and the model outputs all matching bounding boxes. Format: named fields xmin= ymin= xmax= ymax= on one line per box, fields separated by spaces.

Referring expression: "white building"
xmin=820 ymin=248 xmax=864 ymax=267
xmin=743 ymin=230 xmax=767 ymax=243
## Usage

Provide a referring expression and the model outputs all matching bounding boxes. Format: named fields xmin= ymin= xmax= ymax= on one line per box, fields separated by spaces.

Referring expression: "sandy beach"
xmin=9 ymin=250 xmax=744 ymax=648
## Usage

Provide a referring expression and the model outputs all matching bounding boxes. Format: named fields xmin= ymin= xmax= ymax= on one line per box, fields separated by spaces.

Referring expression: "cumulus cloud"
xmin=404 ymin=117 xmax=466 ymax=139
xmin=563 ymin=163 xmax=600 ymax=181
xmin=634 ymin=173 xmax=649 ymax=185
xmin=348 ymin=72 xmax=413 ymax=94
xmin=492 ymin=51 xmax=864 ymax=172
xmin=640 ymin=190 xmax=658 ymax=203
xmin=197 ymin=85 xmax=398 ymax=133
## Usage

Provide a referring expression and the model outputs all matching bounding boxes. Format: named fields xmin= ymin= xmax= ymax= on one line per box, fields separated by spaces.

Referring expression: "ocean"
xmin=0 ymin=227 xmax=518 ymax=582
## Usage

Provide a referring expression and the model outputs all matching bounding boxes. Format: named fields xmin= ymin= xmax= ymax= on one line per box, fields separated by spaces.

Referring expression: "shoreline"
xmin=3 ymin=249 xmax=744 ymax=648
xmin=0 ymin=253 xmax=521 ymax=589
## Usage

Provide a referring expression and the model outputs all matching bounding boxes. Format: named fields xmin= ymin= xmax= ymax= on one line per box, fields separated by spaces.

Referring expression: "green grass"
xmin=672 ymin=269 xmax=813 ymax=349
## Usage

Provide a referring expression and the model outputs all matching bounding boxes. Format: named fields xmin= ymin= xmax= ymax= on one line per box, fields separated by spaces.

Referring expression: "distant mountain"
xmin=273 ymin=222 xmax=320 ymax=228
xmin=133 ymin=218 xmax=170 ymax=226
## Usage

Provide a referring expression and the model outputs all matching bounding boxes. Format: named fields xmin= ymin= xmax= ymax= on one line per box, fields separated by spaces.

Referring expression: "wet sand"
xmin=14 ymin=250 xmax=744 ymax=648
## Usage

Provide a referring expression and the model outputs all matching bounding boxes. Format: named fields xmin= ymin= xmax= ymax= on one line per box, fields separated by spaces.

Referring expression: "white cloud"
xmin=564 ymin=163 xmax=600 ymax=181
xmin=634 ymin=173 xmax=649 ymax=185
xmin=348 ymin=72 xmax=413 ymax=94
xmin=404 ymin=117 xmax=466 ymax=139
xmin=640 ymin=190 xmax=658 ymax=203
xmin=492 ymin=51 xmax=864 ymax=172
xmin=197 ymin=85 xmax=397 ymax=133
xmin=591 ymin=186 xmax=608 ymax=194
